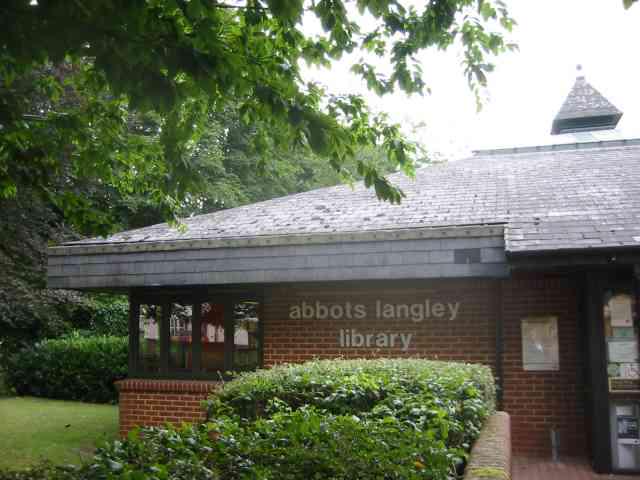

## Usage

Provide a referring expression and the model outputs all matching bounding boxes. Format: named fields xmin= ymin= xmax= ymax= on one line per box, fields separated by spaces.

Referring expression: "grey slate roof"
xmin=64 ymin=139 xmax=640 ymax=256
xmin=551 ymin=76 xmax=622 ymax=134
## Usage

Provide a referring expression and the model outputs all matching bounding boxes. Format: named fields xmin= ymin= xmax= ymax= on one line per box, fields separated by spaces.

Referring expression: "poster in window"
xmin=613 ymin=327 xmax=636 ymax=339
xmin=610 ymin=294 xmax=633 ymax=327
xmin=609 ymin=363 xmax=621 ymax=377
xmin=620 ymin=363 xmax=640 ymax=379
xmin=521 ymin=316 xmax=559 ymax=371
xmin=608 ymin=340 xmax=638 ymax=363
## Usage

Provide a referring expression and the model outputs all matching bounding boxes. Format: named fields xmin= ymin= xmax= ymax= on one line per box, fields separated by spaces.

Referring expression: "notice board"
xmin=521 ymin=316 xmax=559 ymax=371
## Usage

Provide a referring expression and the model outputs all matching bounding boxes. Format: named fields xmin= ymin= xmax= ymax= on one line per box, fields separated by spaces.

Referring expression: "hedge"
xmin=0 ymin=359 xmax=496 ymax=479
xmin=208 ymin=358 xmax=496 ymax=448
xmin=5 ymin=335 xmax=127 ymax=403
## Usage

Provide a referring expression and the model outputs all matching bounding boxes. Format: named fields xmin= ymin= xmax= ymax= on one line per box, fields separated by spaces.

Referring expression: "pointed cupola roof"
xmin=551 ymin=67 xmax=622 ymax=135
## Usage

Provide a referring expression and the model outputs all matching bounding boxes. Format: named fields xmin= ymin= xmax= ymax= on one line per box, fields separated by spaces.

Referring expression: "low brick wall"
xmin=464 ymin=412 xmax=512 ymax=480
xmin=115 ymin=379 xmax=220 ymax=436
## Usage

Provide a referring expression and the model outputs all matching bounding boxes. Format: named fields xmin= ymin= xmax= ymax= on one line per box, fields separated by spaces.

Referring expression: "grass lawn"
xmin=0 ymin=396 xmax=118 ymax=470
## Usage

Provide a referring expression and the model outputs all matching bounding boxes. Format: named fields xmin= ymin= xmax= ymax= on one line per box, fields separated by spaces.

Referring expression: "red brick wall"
xmin=118 ymin=274 xmax=587 ymax=459
xmin=262 ymin=275 xmax=586 ymax=459
xmin=501 ymin=274 xmax=586 ymax=458
xmin=263 ymin=279 xmax=496 ymax=366
xmin=116 ymin=379 xmax=219 ymax=436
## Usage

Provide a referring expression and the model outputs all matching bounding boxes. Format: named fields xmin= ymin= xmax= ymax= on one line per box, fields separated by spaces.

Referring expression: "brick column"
xmin=115 ymin=379 xmax=220 ymax=436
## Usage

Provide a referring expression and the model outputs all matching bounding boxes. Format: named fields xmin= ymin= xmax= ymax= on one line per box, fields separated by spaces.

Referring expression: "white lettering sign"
xmin=339 ymin=329 xmax=413 ymax=352
xmin=288 ymin=299 xmax=461 ymax=322
xmin=288 ymin=299 xmax=461 ymax=351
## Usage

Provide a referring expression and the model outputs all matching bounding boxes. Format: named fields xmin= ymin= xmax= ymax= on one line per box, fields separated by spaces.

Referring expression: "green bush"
xmin=0 ymin=367 xmax=13 ymax=396
xmin=0 ymin=290 xmax=128 ymax=370
xmin=0 ymin=359 xmax=495 ymax=479
xmin=0 ymin=463 xmax=81 ymax=480
xmin=5 ymin=334 xmax=127 ymax=403
xmin=104 ymin=359 xmax=494 ymax=480
xmin=208 ymin=358 xmax=495 ymax=450
xmin=83 ymin=294 xmax=129 ymax=337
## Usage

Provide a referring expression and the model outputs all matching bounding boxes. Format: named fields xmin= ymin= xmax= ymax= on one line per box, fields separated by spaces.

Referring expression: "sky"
xmin=302 ymin=0 xmax=640 ymax=159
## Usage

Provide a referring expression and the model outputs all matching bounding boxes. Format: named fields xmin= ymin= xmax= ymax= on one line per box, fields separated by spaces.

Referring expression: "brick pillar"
xmin=115 ymin=379 xmax=220 ymax=437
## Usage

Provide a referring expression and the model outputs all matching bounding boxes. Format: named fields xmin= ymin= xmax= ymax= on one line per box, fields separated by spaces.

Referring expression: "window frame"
xmin=128 ymin=290 xmax=263 ymax=380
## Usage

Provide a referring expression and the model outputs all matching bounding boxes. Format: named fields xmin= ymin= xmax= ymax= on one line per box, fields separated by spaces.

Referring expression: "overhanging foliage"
xmin=1 ymin=0 xmax=518 ymax=231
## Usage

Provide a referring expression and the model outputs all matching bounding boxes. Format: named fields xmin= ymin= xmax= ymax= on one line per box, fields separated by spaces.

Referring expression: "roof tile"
xmin=69 ymin=141 xmax=640 ymax=256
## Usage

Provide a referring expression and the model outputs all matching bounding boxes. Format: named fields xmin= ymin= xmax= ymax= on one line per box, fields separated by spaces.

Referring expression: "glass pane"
xmin=201 ymin=302 xmax=225 ymax=374
xmin=169 ymin=303 xmax=193 ymax=372
xmin=138 ymin=304 xmax=162 ymax=372
xmin=604 ymin=288 xmax=639 ymax=392
xmin=233 ymin=301 xmax=260 ymax=371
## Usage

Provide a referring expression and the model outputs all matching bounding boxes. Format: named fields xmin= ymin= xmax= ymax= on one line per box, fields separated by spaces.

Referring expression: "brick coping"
xmin=115 ymin=378 xmax=221 ymax=394
xmin=464 ymin=412 xmax=512 ymax=480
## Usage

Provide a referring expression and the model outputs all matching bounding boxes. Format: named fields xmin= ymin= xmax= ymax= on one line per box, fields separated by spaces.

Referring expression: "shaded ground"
xmin=0 ymin=396 xmax=118 ymax=469
xmin=514 ymin=456 xmax=638 ymax=480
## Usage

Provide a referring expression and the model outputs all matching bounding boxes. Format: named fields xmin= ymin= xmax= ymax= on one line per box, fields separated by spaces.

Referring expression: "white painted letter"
xmin=396 ymin=304 xmax=409 ymax=320
xmin=302 ymin=302 xmax=315 ymax=319
xmin=432 ymin=302 xmax=445 ymax=318
xmin=400 ymin=333 xmax=413 ymax=352
xmin=345 ymin=302 xmax=353 ymax=319
xmin=375 ymin=333 xmax=389 ymax=348
xmin=383 ymin=303 xmax=395 ymax=319
xmin=410 ymin=303 xmax=424 ymax=323
xmin=448 ymin=302 xmax=460 ymax=321
xmin=354 ymin=304 xmax=366 ymax=319
xmin=330 ymin=304 xmax=344 ymax=319
xmin=351 ymin=329 xmax=364 ymax=347
xmin=365 ymin=333 xmax=374 ymax=347
xmin=316 ymin=301 xmax=328 ymax=320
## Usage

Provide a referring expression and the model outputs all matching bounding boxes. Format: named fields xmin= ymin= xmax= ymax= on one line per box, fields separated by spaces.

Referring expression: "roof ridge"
xmin=473 ymin=137 xmax=640 ymax=156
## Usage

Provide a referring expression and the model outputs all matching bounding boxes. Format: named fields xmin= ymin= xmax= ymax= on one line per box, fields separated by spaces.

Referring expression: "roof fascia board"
xmin=49 ymin=224 xmax=505 ymax=257
xmin=473 ymin=138 xmax=640 ymax=156
xmin=507 ymin=247 xmax=640 ymax=270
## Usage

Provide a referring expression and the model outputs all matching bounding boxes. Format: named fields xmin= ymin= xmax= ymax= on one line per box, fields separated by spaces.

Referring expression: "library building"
xmin=48 ymin=74 xmax=640 ymax=474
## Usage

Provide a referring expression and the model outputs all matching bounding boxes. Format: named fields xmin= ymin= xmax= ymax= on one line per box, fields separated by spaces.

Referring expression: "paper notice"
xmin=620 ymin=363 xmax=640 ymax=379
xmin=610 ymin=294 xmax=633 ymax=327
xmin=608 ymin=363 xmax=621 ymax=377
xmin=521 ymin=317 xmax=559 ymax=371
xmin=608 ymin=340 xmax=638 ymax=363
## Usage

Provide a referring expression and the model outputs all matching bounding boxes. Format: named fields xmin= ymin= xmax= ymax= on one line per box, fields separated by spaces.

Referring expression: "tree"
xmin=0 ymin=95 xmax=397 ymax=365
xmin=1 ymin=0 xmax=520 ymax=232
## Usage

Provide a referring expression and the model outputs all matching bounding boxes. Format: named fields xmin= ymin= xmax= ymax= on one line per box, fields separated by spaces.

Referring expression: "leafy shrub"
xmin=207 ymin=358 xmax=495 ymax=450
xmin=82 ymin=294 xmax=129 ymax=337
xmin=206 ymin=405 xmax=457 ymax=479
xmin=0 ymin=359 xmax=495 ymax=479
xmin=0 ymin=367 xmax=13 ymax=396
xmin=98 ymin=359 xmax=493 ymax=480
xmin=0 ymin=287 xmax=83 ymax=367
xmin=0 ymin=289 xmax=127 ymax=368
xmin=5 ymin=334 xmax=127 ymax=403
xmin=0 ymin=463 xmax=81 ymax=480
xmin=84 ymin=409 xmax=453 ymax=480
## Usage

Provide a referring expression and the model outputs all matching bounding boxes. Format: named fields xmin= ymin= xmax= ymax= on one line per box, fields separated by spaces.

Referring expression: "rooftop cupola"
xmin=551 ymin=66 xmax=623 ymax=135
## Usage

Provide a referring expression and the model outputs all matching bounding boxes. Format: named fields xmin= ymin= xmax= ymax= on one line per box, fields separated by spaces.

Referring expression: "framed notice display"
xmin=610 ymin=378 xmax=640 ymax=393
xmin=604 ymin=290 xmax=639 ymax=392
xmin=610 ymin=294 xmax=634 ymax=327
xmin=608 ymin=340 xmax=639 ymax=363
xmin=521 ymin=316 xmax=559 ymax=371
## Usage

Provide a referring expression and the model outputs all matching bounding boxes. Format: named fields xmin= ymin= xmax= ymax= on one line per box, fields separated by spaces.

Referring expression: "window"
xmin=138 ymin=304 xmax=162 ymax=373
xmin=129 ymin=295 xmax=262 ymax=379
xmin=169 ymin=303 xmax=193 ymax=372
xmin=233 ymin=301 xmax=261 ymax=371
xmin=201 ymin=302 xmax=225 ymax=374
xmin=603 ymin=288 xmax=639 ymax=392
